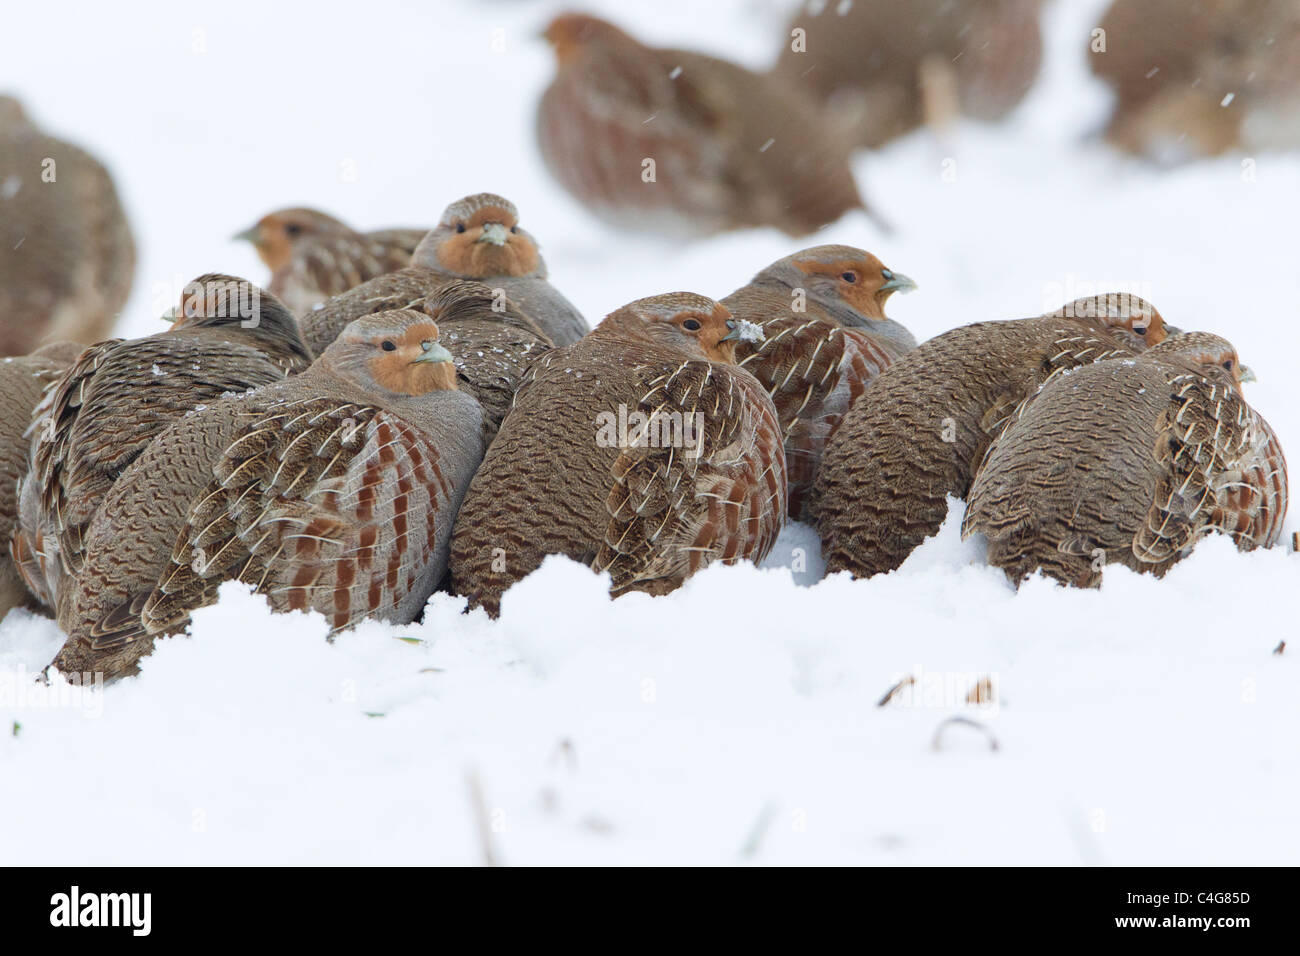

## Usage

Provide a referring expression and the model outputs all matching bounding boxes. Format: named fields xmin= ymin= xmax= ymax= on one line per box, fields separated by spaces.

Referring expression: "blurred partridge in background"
xmin=723 ymin=245 xmax=916 ymax=518
xmin=14 ymin=275 xmax=311 ymax=612
xmin=450 ymin=293 xmax=787 ymax=616
xmin=772 ymin=0 xmax=1045 ymax=148
xmin=54 ymin=311 xmax=484 ymax=680
xmin=235 ymin=206 xmax=426 ymax=315
xmin=1090 ymin=0 xmax=1300 ymax=162
xmin=810 ymin=294 xmax=1170 ymax=577
xmin=301 ymin=193 xmax=586 ymax=353
xmin=965 ymin=332 xmax=1288 ymax=585
xmin=537 ymin=14 xmax=874 ymax=237
xmin=0 ymin=342 xmax=83 ymax=616
xmin=0 ymin=96 xmax=136 ymax=354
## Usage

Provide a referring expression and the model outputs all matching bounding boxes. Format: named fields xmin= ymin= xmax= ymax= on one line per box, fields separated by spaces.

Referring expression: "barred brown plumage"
xmin=0 ymin=342 xmax=84 ymax=617
xmin=809 ymin=294 xmax=1170 ymax=578
xmin=0 ymin=96 xmax=136 ymax=354
xmin=14 ymin=276 xmax=310 ymax=613
xmin=964 ymin=332 xmax=1288 ymax=586
xmin=723 ymin=245 xmax=918 ymax=518
xmin=449 ymin=292 xmax=787 ymax=616
xmin=52 ymin=310 xmax=485 ymax=680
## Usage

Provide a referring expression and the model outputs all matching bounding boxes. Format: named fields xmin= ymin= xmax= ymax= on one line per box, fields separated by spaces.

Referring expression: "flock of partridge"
xmin=0 ymin=3 xmax=1294 ymax=681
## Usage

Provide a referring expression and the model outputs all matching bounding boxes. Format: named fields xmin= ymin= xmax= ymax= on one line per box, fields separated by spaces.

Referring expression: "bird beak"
xmin=880 ymin=272 xmax=918 ymax=295
xmin=720 ymin=318 xmax=764 ymax=343
xmin=1163 ymin=324 xmax=1183 ymax=336
xmin=160 ymin=307 xmax=180 ymax=324
xmin=1237 ymin=364 xmax=1256 ymax=384
xmin=233 ymin=226 xmax=259 ymax=243
xmin=412 ymin=341 xmax=454 ymax=364
xmin=477 ymin=222 xmax=509 ymax=246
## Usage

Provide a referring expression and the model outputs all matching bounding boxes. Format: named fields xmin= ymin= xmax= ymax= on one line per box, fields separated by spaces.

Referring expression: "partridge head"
xmin=234 ymin=206 xmax=426 ymax=315
xmin=407 ymin=192 xmax=588 ymax=346
xmin=412 ymin=193 xmax=541 ymax=280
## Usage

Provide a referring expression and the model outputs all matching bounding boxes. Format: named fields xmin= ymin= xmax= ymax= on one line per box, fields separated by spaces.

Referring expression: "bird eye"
xmin=682 ymin=319 xmax=702 ymax=331
xmin=1222 ymin=359 xmax=1234 ymax=371
xmin=511 ymin=225 xmax=518 ymax=234
xmin=841 ymin=271 xmax=857 ymax=283
xmin=381 ymin=340 xmax=397 ymax=352
xmin=455 ymin=222 xmax=466 ymax=234
xmin=285 ymin=223 xmax=302 ymax=237
xmin=1132 ymin=324 xmax=1147 ymax=335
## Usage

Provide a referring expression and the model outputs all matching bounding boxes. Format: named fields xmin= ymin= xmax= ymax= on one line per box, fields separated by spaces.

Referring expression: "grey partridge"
xmin=235 ymin=206 xmax=427 ymax=316
xmin=964 ymin=332 xmax=1288 ymax=586
xmin=537 ymin=14 xmax=873 ymax=238
xmin=0 ymin=342 xmax=84 ymax=617
xmin=449 ymin=293 xmax=787 ymax=616
xmin=723 ymin=245 xmax=917 ymax=518
xmin=809 ymin=294 xmax=1171 ymax=577
xmin=14 ymin=275 xmax=311 ymax=611
xmin=0 ymin=96 xmax=136 ymax=354
xmin=54 ymin=310 xmax=485 ymax=681
xmin=302 ymin=193 xmax=587 ymax=351
xmin=772 ymin=0 xmax=1045 ymax=148
xmin=1090 ymin=0 xmax=1300 ymax=162
xmin=298 ymin=277 xmax=550 ymax=443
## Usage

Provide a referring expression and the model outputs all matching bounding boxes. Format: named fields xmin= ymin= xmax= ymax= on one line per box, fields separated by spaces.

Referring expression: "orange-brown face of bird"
xmin=1147 ymin=332 xmax=1253 ymax=394
xmin=1051 ymin=293 xmax=1169 ymax=349
xmin=235 ymin=209 xmax=347 ymax=271
xmin=432 ymin=204 xmax=540 ymax=279
xmin=366 ymin=321 xmax=459 ymax=395
xmin=603 ymin=296 xmax=742 ymax=364
xmin=793 ymin=252 xmax=917 ymax=321
xmin=543 ymin=13 xmax=630 ymax=64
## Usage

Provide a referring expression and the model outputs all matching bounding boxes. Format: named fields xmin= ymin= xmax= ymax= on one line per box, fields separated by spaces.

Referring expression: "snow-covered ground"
xmin=2 ymin=0 xmax=1297 ymax=865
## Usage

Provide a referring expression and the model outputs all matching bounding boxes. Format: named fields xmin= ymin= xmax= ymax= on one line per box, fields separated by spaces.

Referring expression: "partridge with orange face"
xmin=235 ymin=206 xmax=426 ymax=315
xmin=301 ymin=278 xmax=551 ymax=443
xmin=449 ymin=293 xmax=787 ymax=616
xmin=537 ymin=14 xmax=873 ymax=238
xmin=1090 ymin=0 xmax=1300 ymax=162
xmin=723 ymin=245 xmax=917 ymax=518
xmin=964 ymin=332 xmax=1288 ymax=586
xmin=301 ymin=193 xmax=586 ymax=352
xmin=0 ymin=96 xmax=136 ymax=354
xmin=810 ymin=294 xmax=1171 ymax=577
xmin=13 ymin=275 xmax=311 ymax=612
xmin=773 ymin=0 xmax=1045 ymax=148
xmin=53 ymin=311 xmax=484 ymax=681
